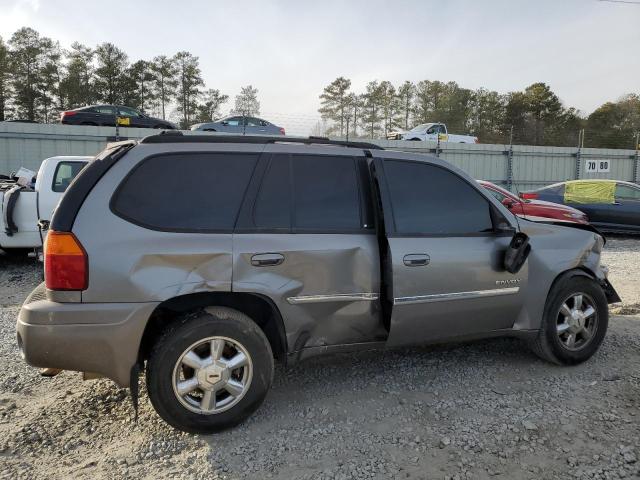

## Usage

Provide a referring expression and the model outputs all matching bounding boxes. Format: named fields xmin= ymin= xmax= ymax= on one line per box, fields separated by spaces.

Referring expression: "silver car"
xmin=190 ymin=115 xmax=285 ymax=135
xmin=17 ymin=133 xmax=619 ymax=434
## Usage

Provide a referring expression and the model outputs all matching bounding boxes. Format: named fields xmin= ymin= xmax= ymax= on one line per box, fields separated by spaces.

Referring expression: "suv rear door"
xmin=233 ymin=144 xmax=385 ymax=353
xmin=373 ymin=151 xmax=526 ymax=346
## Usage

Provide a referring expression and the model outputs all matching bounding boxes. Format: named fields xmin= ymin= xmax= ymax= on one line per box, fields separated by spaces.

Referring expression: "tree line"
xmin=318 ymin=77 xmax=640 ymax=149
xmin=0 ymin=27 xmax=261 ymax=128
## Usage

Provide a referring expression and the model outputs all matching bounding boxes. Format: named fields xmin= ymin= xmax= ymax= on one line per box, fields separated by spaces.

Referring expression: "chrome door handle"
xmin=251 ymin=253 xmax=285 ymax=267
xmin=403 ymin=254 xmax=430 ymax=267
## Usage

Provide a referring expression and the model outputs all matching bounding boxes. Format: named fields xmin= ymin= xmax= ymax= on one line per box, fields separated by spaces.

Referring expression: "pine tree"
xmin=361 ymin=81 xmax=384 ymax=138
xmin=8 ymin=27 xmax=52 ymax=120
xmin=233 ymin=85 xmax=260 ymax=116
xmin=59 ymin=42 xmax=94 ymax=109
xmin=318 ymin=77 xmax=351 ymax=137
xmin=196 ymin=89 xmax=229 ymax=122
xmin=0 ymin=36 xmax=11 ymax=121
xmin=173 ymin=51 xmax=203 ymax=128
xmin=396 ymin=81 xmax=415 ymax=130
xmin=94 ymin=43 xmax=128 ymax=105
xmin=151 ymin=55 xmax=178 ymax=120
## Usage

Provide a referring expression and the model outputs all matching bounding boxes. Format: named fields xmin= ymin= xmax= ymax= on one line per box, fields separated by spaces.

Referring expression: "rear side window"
xmin=292 ymin=155 xmax=361 ymax=230
xmin=95 ymin=106 xmax=115 ymax=115
xmin=615 ymin=184 xmax=640 ymax=200
xmin=383 ymin=160 xmax=493 ymax=235
xmin=112 ymin=153 xmax=258 ymax=231
xmin=250 ymin=154 xmax=363 ymax=231
xmin=52 ymin=161 xmax=86 ymax=193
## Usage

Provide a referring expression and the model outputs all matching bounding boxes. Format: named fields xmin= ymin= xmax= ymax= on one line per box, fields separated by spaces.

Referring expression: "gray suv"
xmin=17 ymin=133 xmax=620 ymax=433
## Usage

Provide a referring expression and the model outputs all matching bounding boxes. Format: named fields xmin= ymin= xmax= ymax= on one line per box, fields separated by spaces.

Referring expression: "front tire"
xmin=146 ymin=307 xmax=274 ymax=433
xmin=530 ymin=276 xmax=608 ymax=365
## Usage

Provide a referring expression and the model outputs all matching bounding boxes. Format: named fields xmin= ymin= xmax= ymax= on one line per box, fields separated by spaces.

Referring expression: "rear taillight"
xmin=44 ymin=231 xmax=88 ymax=291
xmin=520 ymin=192 xmax=539 ymax=200
xmin=61 ymin=111 xmax=76 ymax=119
xmin=279 ymin=127 xmax=285 ymax=135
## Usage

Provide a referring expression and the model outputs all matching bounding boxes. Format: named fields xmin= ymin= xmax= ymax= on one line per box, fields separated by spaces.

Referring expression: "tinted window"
xmin=292 ymin=155 xmax=361 ymax=230
xmin=112 ymin=153 xmax=258 ymax=231
xmin=52 ymin=161 xmax=86 ymax=193
xmin=616 ymin=184 xmax=640 ymax=200
xmin=118 ymin=107 xmax=140 ymax=117
xmin=253 ymin=155 xmax=291 ymax=229
xmin=384 ymin=160 xmax=494 ymax=234
xmin=95 ymin=106 xmax=114 ymax=115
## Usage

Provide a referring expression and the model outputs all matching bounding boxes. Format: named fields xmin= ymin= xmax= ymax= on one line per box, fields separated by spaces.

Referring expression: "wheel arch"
xmin=546 ymin=266 xmax=619 ymax=304
xmin=138 ymin=291 xmax=288 ymax=364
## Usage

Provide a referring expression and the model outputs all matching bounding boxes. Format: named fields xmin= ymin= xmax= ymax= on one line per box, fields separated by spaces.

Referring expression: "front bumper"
xmin=16 ymin=284 xmax=158 ymax=386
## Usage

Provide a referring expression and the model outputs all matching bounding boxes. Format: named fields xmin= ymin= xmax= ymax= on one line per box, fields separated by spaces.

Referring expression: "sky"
xmin=0 ymin=0 xmax=639 ymax=134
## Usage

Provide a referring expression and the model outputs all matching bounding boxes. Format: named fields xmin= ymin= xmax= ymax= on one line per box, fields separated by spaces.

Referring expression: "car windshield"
xmin=409 ymin=124 xmax=431 ymax=132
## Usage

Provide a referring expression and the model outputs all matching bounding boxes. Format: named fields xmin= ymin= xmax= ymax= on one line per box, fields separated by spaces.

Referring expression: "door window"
xmin=246 ymin=117 xmax=263 ymax=127
xmin=384 ymin=160 xmax=494 ymax=235
xmin=615 ymin=184 xmax=640 ymax=200
xmin=112 ymin=153 xmax=258 ymax=231
xmin=52 ymin=161 xmax=86 ymax=192
xmin=223 ymin=117 xmax=242 ymax=126
xmin=292 ymin=155 xmax=361 ymax=230
xmin=251 ymin=154 xmax=364 ymax=231
xmin=95 ymin=106 xmax=115 ymax=115
xmin=117 ymin=107 xmax=140 ymax=117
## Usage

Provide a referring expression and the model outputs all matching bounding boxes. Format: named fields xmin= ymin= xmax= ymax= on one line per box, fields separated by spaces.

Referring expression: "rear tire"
xmin=146 ymin=307 xmax=274 ymax=433
xmin=530 ymin=276 xmax=608 ymax=365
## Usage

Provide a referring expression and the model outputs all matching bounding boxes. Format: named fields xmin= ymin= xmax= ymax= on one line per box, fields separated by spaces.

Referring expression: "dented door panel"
xmin=232 ymin=233 xmax=385 ymax=352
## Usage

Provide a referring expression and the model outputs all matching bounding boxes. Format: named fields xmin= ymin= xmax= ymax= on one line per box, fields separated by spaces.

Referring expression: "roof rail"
xmin=139 ymin=131 xmax=383 ymax=150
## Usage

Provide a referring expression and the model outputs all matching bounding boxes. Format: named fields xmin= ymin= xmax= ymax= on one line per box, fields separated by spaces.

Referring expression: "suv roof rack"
xmin=139 ymin=131 xmax=383 ymax=150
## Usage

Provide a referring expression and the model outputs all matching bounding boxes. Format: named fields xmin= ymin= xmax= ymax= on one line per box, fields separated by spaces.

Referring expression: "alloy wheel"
xmin=172 ymin=336 xmax=253 ymax=414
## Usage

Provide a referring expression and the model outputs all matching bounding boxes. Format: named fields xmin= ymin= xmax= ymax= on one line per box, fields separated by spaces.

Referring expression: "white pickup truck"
xmin=1 ymin=156 xmax=90 ymax=254
xmin=394 ymin=123 xmax=478 ymax=143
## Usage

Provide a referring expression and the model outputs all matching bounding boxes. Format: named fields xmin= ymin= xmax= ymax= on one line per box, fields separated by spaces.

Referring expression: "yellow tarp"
xmin=564 ymin=181 xmax=615 ymax=204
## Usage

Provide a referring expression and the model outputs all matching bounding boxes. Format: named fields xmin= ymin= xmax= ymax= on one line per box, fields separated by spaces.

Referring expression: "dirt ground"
xmin=0 ymin=238 xmax=638 ymax=480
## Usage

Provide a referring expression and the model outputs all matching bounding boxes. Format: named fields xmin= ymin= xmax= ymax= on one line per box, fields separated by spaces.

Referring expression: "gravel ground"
xmin=1 ymin=238 xmax=639 ymax=480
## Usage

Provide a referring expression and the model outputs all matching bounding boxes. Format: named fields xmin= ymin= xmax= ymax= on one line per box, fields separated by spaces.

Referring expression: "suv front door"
xmin=374 ymin=153 xmax=527 ymax=346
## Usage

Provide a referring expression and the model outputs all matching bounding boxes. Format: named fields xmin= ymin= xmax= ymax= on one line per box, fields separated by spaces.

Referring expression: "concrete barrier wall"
xmin=2 ymin=122 xmax=638 ymax=192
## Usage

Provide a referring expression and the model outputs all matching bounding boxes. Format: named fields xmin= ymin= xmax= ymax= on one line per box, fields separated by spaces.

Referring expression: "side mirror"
xmin=502 ymin=198 xmax=515 ymax=209
xmin=221 ymin=121 xmax=228 ymax=126
xmin=504 ymin=232 xmax=531 ymax=274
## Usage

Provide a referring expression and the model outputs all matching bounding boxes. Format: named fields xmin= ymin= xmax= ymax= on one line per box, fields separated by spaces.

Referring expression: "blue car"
xmin=520 ymin=180 xmax=640 ymax=234
xmin=191 ymin=116 xmax=285 ymax=135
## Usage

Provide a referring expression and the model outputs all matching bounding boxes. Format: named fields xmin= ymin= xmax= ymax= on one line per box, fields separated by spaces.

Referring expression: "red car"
xmin=479 ymin=181 xmax=588 ymax=224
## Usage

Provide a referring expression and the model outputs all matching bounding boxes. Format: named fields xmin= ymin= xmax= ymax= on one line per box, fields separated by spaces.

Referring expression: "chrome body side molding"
xmin=394 ymin=287 xmax=520 ymax=305
xmin=286 ymin=293 xmax=380 ymax=305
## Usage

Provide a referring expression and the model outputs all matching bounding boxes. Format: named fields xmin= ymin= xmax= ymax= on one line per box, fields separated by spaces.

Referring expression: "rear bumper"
xmin=16 ymin=291 xmax=158 ymax=386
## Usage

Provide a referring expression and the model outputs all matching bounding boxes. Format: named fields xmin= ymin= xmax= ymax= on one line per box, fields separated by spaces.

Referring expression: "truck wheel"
xmin=146 ymin=306 xmax=274 ymax=433
xmin=530 ymin=276 xmax=608 ymax=365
